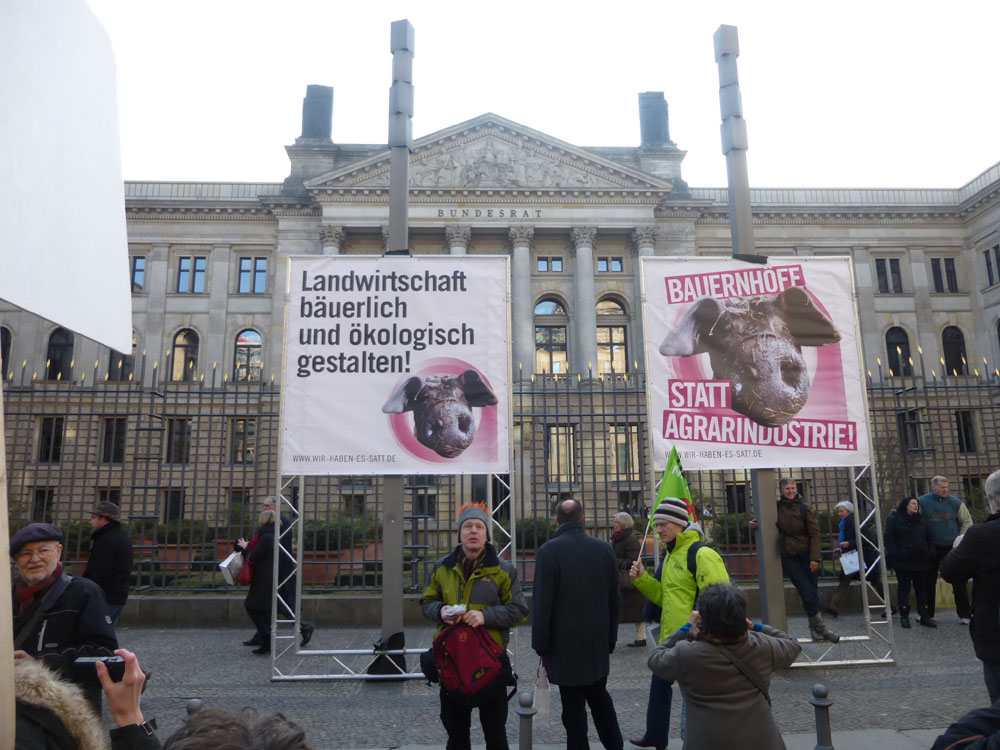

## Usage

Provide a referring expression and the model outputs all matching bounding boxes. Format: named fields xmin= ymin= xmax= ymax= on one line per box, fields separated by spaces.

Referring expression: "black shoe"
xmin=253 ymin=645 xmax=271 ymax=655
xmin=242 ymin=635 xmax=262 ymax=646
xmin=629 ymin=738 xmax=665 ymax=750
xmin=821 ymin=607 xmax=839 ymax=619
xmin=919 ymin=616 xmax=937 ymax=628
xmin=900 ymin=617 xmax=911 ymax=628
xmin=627 ymin=639 xmax=647 ymax=648
xmin=300 ymin=622 xmax=315 ymax=647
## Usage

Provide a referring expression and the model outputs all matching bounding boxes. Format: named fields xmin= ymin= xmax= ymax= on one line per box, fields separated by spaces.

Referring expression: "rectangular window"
xmin=535 ymin=326 xmax=568 ymax=375
xmin=546 ymin=425 xmax=576 ymax=484
xmin=37 ymin=417 xmax=64 ymax=463
xmin=597 ymin=326 xmax=627 ymax=373
xmin=176 ymin=256 xmax=207 ymax=293
xmin=131 ymin=256 xmax=146 ymax=292
xmin=238 ymin=257 xmax=268 ymax=294
xmin=230 ymin=418 xmax=256 ymax=464
xmin=931 ymin=257 xmax=958 ymax=293
xmin=609 ymin=424 xmax=640 ymax=481
xmin=896 ymin=408 xmax=924 ymax=450
xmin=342 ymin=495 xmax=366 ymax=515
xmin=725 ymin=482 xmax=750 ymax=513
xmin=876 ymin=258 xmax=903 ymax=293
xmin=597 ymin=256 xmax=623 ymax=273
xmin=98 ymin=488 xmax=122 ymax=505
xmin=164 ymin=489 xmax=185 ymax=522
xmin=986 ymin=249 xmax=996 ymax=288
xmin=537 ymin=257 xmax=563 ymax=272
xmin=956 ymin=410 xmax=977 ymax=454
xmin=165 ymin=418 xmax=191 ymax=464
xmin=994 ymin=246 xmax=1000 ymax=284
xmin=32 ymin=488 xmax=55 ymax=522
xmin=100 ymin=417 xmax=127 ymax=464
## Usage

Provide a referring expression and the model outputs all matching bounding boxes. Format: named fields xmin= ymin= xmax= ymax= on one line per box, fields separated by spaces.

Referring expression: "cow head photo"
xmin=659 ymin=286 xmax=840 ymax=426
xmin=382 ymin=369 xmax=498 ymax=458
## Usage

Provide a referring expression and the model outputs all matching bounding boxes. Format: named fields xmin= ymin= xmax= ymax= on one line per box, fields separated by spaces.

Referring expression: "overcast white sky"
xmin=85 ymin=0 xmax=999 ymax=189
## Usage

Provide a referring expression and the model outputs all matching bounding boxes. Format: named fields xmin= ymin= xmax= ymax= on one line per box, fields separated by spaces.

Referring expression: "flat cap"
xmin=10 ymin=523 xmax=64 ymax=555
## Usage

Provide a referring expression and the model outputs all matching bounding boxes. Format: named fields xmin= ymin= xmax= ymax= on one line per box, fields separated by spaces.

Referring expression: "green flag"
xmin=653 ymin=446 xmax=698 ymax=522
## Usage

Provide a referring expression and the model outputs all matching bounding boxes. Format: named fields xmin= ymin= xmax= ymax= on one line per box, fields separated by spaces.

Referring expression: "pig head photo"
xmin=659 ymin=286 xmax=841 ymax=427
xmin=382 ymin=369 xmax=498 ymax=458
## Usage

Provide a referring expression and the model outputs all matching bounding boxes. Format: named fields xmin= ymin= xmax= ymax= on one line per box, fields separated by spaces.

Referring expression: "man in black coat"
xmin=82 ymin=501 xmax=133 ymax=624
xmin=532 ymin=499 xmax=624 ymax=750
xmin=941 ymin=468 xmax=1000 ymax=703
xmin=12 ymin=523 xmax=118 ymax=712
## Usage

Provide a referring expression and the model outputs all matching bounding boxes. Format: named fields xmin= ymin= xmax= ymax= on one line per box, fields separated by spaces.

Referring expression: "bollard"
xmin=186 ymin=698 xmax=205 ymax=718
xmin=515 ymin=690 xmax=536 ymax=750
xmin=810 ymin=683 xmax=834 ymax=750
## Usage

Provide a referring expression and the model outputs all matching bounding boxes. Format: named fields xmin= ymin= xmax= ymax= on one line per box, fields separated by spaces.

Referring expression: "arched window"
xmin=534 ymin=298 xmax=568 ymax=374
xmin=885 ymin=327 xmax=912 ymax=377
xmin=942 ymin=326 xmax=968 ymax=376
xmin=171 ymin=329 xmax=199 ymax=382
xmin=45 ymin=327 xmax=74 ymax=380
xmin=109 ymin=330 xmax=137 ymax=382
xmin=1 ymin=326 xmax=11 ymax=378
xmin=234 ymin=329 xmax=263 ymax=382
xmin=596 ymin=297 xmax=628 ymax=373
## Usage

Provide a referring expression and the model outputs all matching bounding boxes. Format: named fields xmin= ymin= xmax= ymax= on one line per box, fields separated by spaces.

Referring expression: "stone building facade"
xmin=3 ymin=86 xmax=1000 ymax=544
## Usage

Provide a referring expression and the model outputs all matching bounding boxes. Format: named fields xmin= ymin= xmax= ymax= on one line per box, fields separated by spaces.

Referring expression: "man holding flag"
xmin=627 ymin=447 xmax=729 ymax=750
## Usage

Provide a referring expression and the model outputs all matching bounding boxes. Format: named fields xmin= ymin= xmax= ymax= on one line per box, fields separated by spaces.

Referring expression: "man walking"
xmin=82 ymin=501 xmax=133 ymax=624
xmin=919 ymin=475 xmax=973 ymax=624
xmin=628 ymin=497 xmax=730 ymax=749
xmin=532 ymin=499 xmax=624 ymax=750
xmin=941 ymin=469 xmax=1000 ymax=702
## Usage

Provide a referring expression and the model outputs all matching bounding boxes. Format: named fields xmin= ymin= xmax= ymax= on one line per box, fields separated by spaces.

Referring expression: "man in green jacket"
xmin=421 ymin=503 xmax=528 ymax=750
xmin=627 ymin=498 xmax=729 ymax=750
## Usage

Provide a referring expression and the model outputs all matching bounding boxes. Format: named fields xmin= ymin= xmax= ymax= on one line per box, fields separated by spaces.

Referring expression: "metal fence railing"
xmin=5 ymin=352 xmax=1000 ymax=592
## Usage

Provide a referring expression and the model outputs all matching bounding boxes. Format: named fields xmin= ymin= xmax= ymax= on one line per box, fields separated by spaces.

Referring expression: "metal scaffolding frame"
xmin=791 ymin=464 xmax=894 ymax=668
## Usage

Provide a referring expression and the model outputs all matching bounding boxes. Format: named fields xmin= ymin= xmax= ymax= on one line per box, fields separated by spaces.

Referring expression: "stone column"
xmin=631 ymin=226 xmax=658 ymax=373
xmin=446 ymin=226 xmax=471 ymax=255
xmin=571 ymin=226 xmax=598 ymax=377
xmin=509 ymin=227 xmax=534 ymax=379
xmin=144 ymin=243 xmax=170 ymax=384
xmin=321 ymin=225 xmax=346 ymax=255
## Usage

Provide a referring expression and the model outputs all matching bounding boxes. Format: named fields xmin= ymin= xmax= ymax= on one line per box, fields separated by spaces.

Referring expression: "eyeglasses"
xmin=14 ymin=545 xmax=61 ymax=563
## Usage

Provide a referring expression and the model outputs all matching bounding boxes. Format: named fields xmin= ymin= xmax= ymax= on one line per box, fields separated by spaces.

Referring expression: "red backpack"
xmin=432 ymin=623 xmax=512 ymax=705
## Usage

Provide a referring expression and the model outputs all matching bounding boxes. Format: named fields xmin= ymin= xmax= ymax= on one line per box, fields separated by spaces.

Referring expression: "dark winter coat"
xmin=883 ymin=509 xmax=934 ymax=572
xmin=932 ymin=701 xmax=1000 ymax=750
xmin=776 ymin=497 xmax=821 ymax=561
xmin=82 ymin=521 xmax=133 ymax=606
xmin=648 ymin=624 xmax=801 ymax=750
xmin=12 ymin=575 xmax=118 ymax=674
xmin=940 ymin=512 xmax=1000 ymax=665
xmin=612 ymin=527 xmax=645 ymax=623
xmin=15 ymin=657 xmax=162 ymax=750
xmin=531 ymin=521 xmax=619 ymax=686
xmin=242 ymin=523 xmax=295 ymax=614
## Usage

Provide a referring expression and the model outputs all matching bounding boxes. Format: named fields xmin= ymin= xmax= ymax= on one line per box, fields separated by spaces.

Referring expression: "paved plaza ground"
xmin=114 ymin=611 xmax=988 ymax=749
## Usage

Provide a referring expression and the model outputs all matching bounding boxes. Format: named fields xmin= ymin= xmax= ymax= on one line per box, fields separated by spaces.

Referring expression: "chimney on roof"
xmin=300 ymin=85 xmax=334 ymax=139
xmin=639 ymin=92 xmax=671 ymax=146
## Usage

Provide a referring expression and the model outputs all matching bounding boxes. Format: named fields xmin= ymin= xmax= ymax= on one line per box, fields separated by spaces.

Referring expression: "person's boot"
xmin=809 ymin=613 xmax=840 ymax=643
xmin=900 ymin=617 xmax=911 ymax=628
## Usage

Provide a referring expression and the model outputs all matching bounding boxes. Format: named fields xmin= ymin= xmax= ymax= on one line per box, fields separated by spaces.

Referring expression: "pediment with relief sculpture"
xmin=305 ymin=114 xmax=672 ymax=193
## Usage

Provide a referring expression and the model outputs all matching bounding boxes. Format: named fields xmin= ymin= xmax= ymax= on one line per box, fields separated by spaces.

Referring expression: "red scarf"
xmin=16 ymin=563 xmax=64 ymax=613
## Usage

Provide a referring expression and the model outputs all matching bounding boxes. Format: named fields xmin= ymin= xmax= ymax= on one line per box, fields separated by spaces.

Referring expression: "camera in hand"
xmin=73 ymin=655 xmax=126 ymax=686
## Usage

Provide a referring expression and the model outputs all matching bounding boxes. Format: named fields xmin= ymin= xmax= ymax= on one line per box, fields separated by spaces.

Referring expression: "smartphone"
xmin=73 ymin=655 xmax=126 ymax=685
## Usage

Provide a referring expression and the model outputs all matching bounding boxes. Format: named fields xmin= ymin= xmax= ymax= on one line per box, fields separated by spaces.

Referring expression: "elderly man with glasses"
xmin=11 ymin=523 xmax=118 ymax=687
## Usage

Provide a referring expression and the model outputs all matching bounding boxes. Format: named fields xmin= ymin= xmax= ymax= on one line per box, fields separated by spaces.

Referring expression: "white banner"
xmin=641 ymin=257 xmax=870 ymax=471
xmin=282 ymin=255 xmax=510 ymax=475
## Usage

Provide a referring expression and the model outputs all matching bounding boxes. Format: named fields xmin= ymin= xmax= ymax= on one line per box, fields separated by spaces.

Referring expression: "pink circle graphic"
xmin=386 ymin=358 xmax=499 ymax=462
